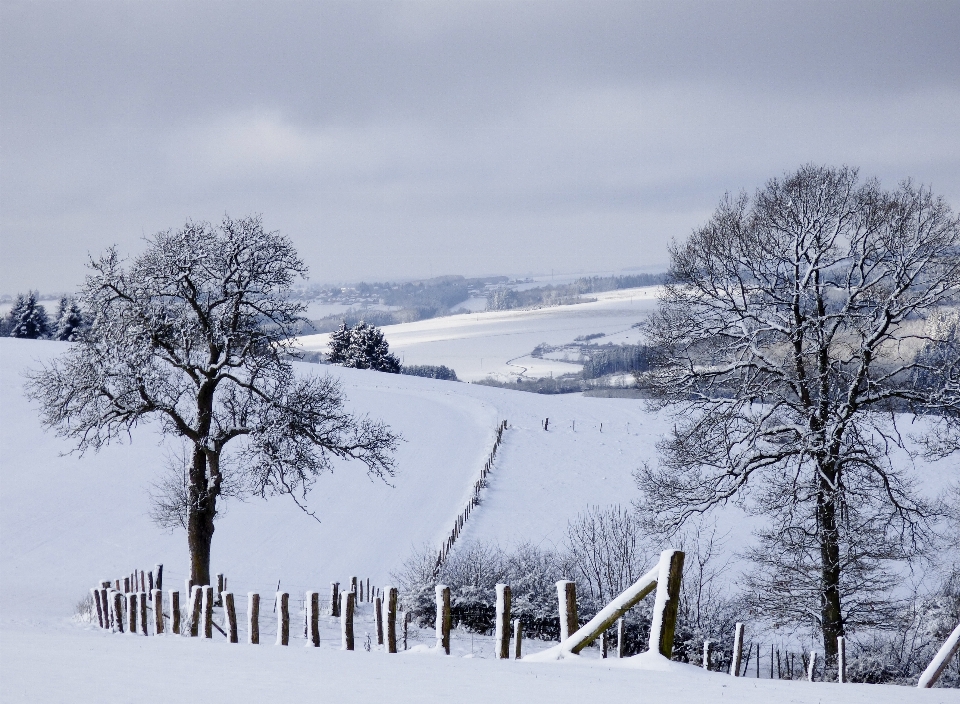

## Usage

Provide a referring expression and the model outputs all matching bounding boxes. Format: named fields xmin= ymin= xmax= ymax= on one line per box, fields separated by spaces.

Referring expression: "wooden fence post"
xmin=350 ymin=576 xmax=357 ymax=598
xmin=189 ymin=585 xmax=202 ymax=637
xmin=123 ymin=577 xmax=130 ymax=594
xmin=113 ymin=591 xmax=124 ymax=633
xmin=556 ymin=581 xmax=577 ymax=642
xmin=222 ymin=592 xmax=238 ymax=643
xmin=495 ymin=584 xmax=511 ymax=659
xmin=201 ymin=586 xmax=214 ymax=638
xmin=153 ymin=589 xmax=164 ymax=635
xmin=837 ymin=636 xmax=846 ymax=683
xmin=386 ymin=587 xmax=398 ymax=653
xmin=148 ymin=571 xmax=154 ymax=592
xmin=155 ymin=564 xmax=163 ymax=591
xmin=404 ymin=611 xmax=410 ymax=650
xmin=139 ymin=591 xmax=148 ymax=636
xmin=617 ymin=617 xmax=625 ymax=658
xmin=807 ymin=651 xmax=817 ymax=681
xmin=100 ymin=587 xmax=110 ymax=628
xmin=649 ymin=550 xmax=685 ymax=659
xmin=307 ymin=591 xmax=319 ymax=647
xmin=168 ymin=590 xmax=180 ymax=635
xmin=730 ymin=623 xmax=745 ymax=676
xmin=918 ymin=621 xmax=960 ymax=688
xmin=341 ymin=591 xmax=355 ymax=650
xmin=601 ymin=629 xmax=608 ymax=658
xmin=248 ymin=593 xmax=260 ymax=644
xmin=375 ymin=596 xmax=384 ymax=646
xmin=216 ymin=574 xmax=224 ymax=607
xmin=703 ymin=640 xmax=713 ymax=670
xmin=435 ymin=584 xmax=451 ymax=654
xmin=276 ymin=592 xmax=290 ymax=645
xmin=91 ymin=588 xmax=104 ymax=628
xmin=127 ymin=593 xmax=137 ymax=633
xmin=330 ymin=582 xmax=340 ymax=617
xmin=513 ymin=618 xmax=522 ymax=659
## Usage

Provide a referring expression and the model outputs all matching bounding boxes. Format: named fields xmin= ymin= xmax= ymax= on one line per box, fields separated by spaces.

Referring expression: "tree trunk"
xmin=187 ymin=445 xmax=218 ymax=586
xmin=817 ymin=474 xmax=844 ymax=663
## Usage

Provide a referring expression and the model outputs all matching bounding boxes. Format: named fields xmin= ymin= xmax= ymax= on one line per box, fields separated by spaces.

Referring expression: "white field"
xmin=298 ymin=286 xmax=660 ymax=382
xmin=1 ymin=320 xmax=956 ymax=701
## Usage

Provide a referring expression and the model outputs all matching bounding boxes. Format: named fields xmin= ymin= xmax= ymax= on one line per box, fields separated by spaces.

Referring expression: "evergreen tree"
xmin=4 ymin=294 xmax=26 ymax=336
xmin=10 ymin=291 xmax=49 ymax=339
xmin=327 ymin=321 xmax=401 ymax=373
xmin=53 ymin=296 xmax=85 ymax=341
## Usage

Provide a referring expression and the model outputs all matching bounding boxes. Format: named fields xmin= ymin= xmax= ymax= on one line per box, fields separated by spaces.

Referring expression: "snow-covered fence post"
xmin=123 ymin=576 xmax=130 ymax=594
xmin=112 ymin=591 xmax=124 ymax=633
xmin=152 ymin=589 xmax=164 ymax=635
xmin=601 ymin=629 xmax=608 ymax=658
xmin=127 ymin=592 xmax=137 ymax=633
xmin=436 ymin=584 xmax=451 ymax=654
xmin=276 ymin=592 xmax=290 ymax=645
xmin=366 ymin=578 xmax=371 ymax=603
xmin=350 ymin=576 xmax=357 ymax=598
xmin=730 ymin=623 xmax=745 ymax=676
xmin=404 ymin=611 xmax=410 ymax=650
xmin=807 ymin=651 xmax=817 ymax=681
xmin=216 ymin=574 xmax=224 ymax=607
xmin=649 ymin=549 xmax=685 ymax=659
xmin=154 ymin=564 xmax=163 ymax=591
xmin=703 ymin=640 xmax=713 ymax=670
xmin=837 ymin=636 xmax=846 ymax=683
xmin=341 ymin=591 xmax=355 ymax=650
xmin=306 ymin=592 xmax=319 ymax=647
xmin=617 ymin=617 xmax=625 ymax=658
xmin=375 ymin=596 xmax=384 ymax=646
xmin=223 ymin=592 xmax=238 ymax=643
xmin=139 ymin=591 xmax=148 ymax=636
xmin=100 ymin=587 xmax=110 ymax=628
xmin=247 ymin=593 xmax=260 ymax=644
xmin=918 ymin=621 xmax=960 ymax=688
xmin=169 ymin=590 xmax=180 ymax=634
xmin=556 ymin=581 xmax=578 ymax=642
xmin=386 ymin=587 xmax=398 ymax=653
xmin=201 ymin=586 xmax=214 ymax=638
xmin=148 ymin=571 xmax=154 ymax=592
xmin=188 ymin=586 xmax=202 ymax=636
xmin=495 ymin=584 xmax=511 ymax=659
xmin=330 ymin=582 xmax=340 ymax=617
xmin=91 ymin=588 xmax=104 ymax=628
xmin=513 ymin=618 xmax=522 ymax=659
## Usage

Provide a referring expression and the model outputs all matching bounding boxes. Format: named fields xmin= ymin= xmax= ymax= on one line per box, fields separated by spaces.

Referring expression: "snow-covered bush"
xmin=394 ymin=541 xmax=576 ymax=640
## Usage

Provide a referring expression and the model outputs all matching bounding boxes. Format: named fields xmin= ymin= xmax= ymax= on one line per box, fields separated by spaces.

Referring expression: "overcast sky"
xmin=2 ymin=1 xmax=959 ymax=293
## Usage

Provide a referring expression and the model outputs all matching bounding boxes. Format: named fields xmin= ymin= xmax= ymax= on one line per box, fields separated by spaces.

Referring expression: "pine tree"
xmin=327 ymin=321 xmax=400 ymax=373
xmin=11 ymin=291 xmax=49 ymax=339
xmin=328 ymin=322 xmax=353 ymax=365
xmin=53 ymin=296 xmax=85 ymax=341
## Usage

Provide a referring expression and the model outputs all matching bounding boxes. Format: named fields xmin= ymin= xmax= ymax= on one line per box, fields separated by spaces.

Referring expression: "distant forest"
xmin=487 ymin=273 xmax=664 ymax=311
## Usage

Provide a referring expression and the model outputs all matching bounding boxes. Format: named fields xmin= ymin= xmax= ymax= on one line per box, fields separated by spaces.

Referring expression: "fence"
xmin=86 ymin=555 xmax=959 ymax=688
xmin=433 ymin=419 xmax=508 ymax=576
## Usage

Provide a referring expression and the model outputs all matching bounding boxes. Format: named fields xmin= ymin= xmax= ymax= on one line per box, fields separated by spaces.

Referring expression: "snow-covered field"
xmin=1 ymin=331 xmax=955 ymax=702
xmin=299 ymin=286 xmax=660 ymax=382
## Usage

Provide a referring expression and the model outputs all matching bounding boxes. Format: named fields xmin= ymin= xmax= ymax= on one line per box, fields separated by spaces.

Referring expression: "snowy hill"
xmin=0 ymin=337 xmax=953 ymax=702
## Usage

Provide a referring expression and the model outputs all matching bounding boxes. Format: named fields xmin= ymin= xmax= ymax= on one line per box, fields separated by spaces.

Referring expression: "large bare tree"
xmin=27 ymin=216 xmax=399 ymax=585
xmin=636 ymin=165 xmax=960 ymax=662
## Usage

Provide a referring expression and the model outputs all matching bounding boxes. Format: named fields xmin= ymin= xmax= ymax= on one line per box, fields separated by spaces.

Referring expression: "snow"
xmin=1 ymin=336 xmax=956 ymax=701
xmin=298 ymin=285 xmax=660 ymax=382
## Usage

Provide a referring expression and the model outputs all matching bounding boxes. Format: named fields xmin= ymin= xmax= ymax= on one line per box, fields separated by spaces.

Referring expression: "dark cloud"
xmin=2 ymin=1 xmax=958 ymax=291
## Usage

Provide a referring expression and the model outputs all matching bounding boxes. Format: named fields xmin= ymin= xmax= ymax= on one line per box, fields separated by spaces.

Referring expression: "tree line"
xmin=2 ymin=291 xmax=85 ymax=340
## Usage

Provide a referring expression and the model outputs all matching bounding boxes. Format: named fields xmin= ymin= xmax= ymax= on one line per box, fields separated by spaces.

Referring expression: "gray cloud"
xmin=2 ymin=1 xmax=958 ymax=291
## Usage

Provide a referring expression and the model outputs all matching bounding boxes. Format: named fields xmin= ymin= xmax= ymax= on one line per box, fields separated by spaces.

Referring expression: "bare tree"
xmin=636 ymin=165 xmax=960 ymax=662
xmin=566 ymin=504 xmax=650 ymax=602
xmin=27 ymin=216 xmax=399 ymax=584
